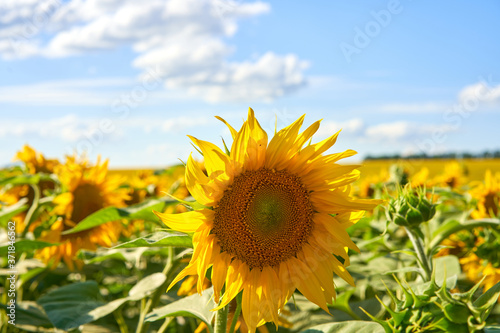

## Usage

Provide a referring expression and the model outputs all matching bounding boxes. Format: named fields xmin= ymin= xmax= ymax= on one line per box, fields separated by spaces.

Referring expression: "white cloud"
xmin=458 ymin=81 xmax=500 ymax=106
xmin=316 ymin=118 xmax=364 ymax=137
xmin=364 ymin=121 xmax=455 ymax=142
xmin=0 ymin=0 xmax=308 ymax=103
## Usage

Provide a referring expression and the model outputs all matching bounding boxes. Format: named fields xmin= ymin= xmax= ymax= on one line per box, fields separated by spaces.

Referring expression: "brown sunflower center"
xmin=484 ymin=192 xmax=499 ymax=217
xmin=71 ymin=183 xmax=105 ymax=223
xmin=212 ymin=168 xmax=314 ymax=269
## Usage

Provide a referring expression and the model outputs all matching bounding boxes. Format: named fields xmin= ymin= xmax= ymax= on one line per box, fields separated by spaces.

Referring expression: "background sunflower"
xmin=36 ymin=155 xmax=129 ymax=270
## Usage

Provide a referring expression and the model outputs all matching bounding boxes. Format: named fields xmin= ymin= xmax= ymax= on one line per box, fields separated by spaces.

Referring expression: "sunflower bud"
xmin=387 ymin=185 xmax=436 ymax=228
xmin=362 ymin=276 xmax=500 ymax=333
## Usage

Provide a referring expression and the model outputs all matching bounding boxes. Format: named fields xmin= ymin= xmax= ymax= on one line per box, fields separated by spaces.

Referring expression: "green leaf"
xmin=62 ymin=199 xmax=178 ymax=235
xmin=81 ymin=273 xmax=169 ymax=322
xmin=129 ymin=273 xmax=166 ymax=300
xmin=163 ymin=194 xmax=207 ymax=211
xmin=391 ymin=249 xmax=418 ymax=258
xmin=0 ymin=301 xmax=53 ymax=328
xmin=432 ymin=255 xmax=461 ymax=287
xmin=485 ymin=326 xmax=500 ymax=333
xmin=0 ymin=174 xmax=44 ymax=186
xmin=414 ymin=276 xmax=457 ymax=295
xmin=62 ymin=207 xmax=128 ymax=235
xmin=430 ymin=218 xmax=500 ymax=250
xmin=37 ymin=281 xmax=105 ymax=331
xmin=78 ymin=250 xmax=128 ymax=263
xmin=86 ymin=298 xmax=129 ymax=322
xmin=126 ymin=198 xmax=176 ymax=221
xmin=145 ymin=287 xmax=216 ymax=333
xmin=113 ymin=231 xmax=193 ymax=249
xmin=329 ymin=289 xmax=355 ymax=315
xmin=473 ymin=281 xmax=500 ymax=320
xmin=432 ymin=219 xmax=461 ymax=239
xmin=385 ymin=267 xmax=423 ymax=275
xmin=0 ymin=198 xmax=28 ymax=227
xmin=301 ymin=321 xmax=385 ymax=333
xmin=0 ymin=240 xmax=58 ymax=257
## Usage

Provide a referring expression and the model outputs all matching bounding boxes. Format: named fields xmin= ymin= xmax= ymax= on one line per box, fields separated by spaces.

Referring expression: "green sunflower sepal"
xmin=386 ymin=184 xmax=437 ymax=228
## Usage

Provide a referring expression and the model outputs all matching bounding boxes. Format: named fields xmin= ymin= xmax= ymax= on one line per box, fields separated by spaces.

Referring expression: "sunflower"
xmin=15 ymin=144 xmax=60 ymax=175
xmin=469 ymin=170 xmax=500 ymax=219
xmin=410 ymin=167 xmax=429 ymax=188
xmin=155 ymin=108 xmax=381 ymax=332
xmin=0 ymin=145 xmax=59 ymax=232
xmin=460 ymin=253 xmax=500 ymax=292
xmin=430 ymin=161 xmax=467 ymax=189
xmin=36 ymin=156 xmax=129 ymax=270
xmin=356 ymin=168 xmax=389 ymax=198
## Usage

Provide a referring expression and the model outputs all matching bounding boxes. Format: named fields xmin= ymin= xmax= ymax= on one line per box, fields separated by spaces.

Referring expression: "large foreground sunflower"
xmin=37 ymin=156 xmax=129 ymax=270
xmin=155 ymin=108 xmax=381 ymax=332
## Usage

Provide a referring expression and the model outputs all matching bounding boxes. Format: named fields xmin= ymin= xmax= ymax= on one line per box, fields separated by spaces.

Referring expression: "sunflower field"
xmin=1 ymin=110 xmax=500 ymax=333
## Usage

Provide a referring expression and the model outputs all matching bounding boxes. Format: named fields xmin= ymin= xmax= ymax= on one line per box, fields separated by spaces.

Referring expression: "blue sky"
xmin=1 ymin=0 xmax=499 ymax=168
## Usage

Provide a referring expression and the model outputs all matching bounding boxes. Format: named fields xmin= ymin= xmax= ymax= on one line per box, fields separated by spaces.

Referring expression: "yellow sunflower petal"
xmin=214 ymin=260 xmax=248 ymax=310
xmin=294 ymin=120 xmax=321 ymax=148
xmin=188 ymin=136 xmax=232 ymax=179
xmin=260 ymin=266 xmax=281 ymax=326
xmin=286 ymin=257 xmax=330 ymax=313
xmin=215 ymin=115 xmax=238 ymax=139
xmin=311 ymin=187 xmax=382 ymax=212
xmin=297 ymin=129 xmax=341 ymax=163
xmin=185 ymin=153 xmax=213 ymax=206
xmin=242 ymin=268 xmax=264 ymax=333
xmin=265 ymin=115 xmax=305 ymax=169
xmin=154 ymin=209 xmax=213 ymax=233
xmin=211 ymin=251 xmax=231 ymax=302
xmin=230 ymin=119 xmax=250 ymax=172
xmin=196 ymin=235 xmax=215 ymax=293
xmin=168 ymin=262 xmax=198 ymax=291
xmin=245 ymin=107 xmax=268 ymax=171
xmin=314 ymin=213 xmax=360 ymax=252
xmin=299 ymin=244 xmax=336 ymax=302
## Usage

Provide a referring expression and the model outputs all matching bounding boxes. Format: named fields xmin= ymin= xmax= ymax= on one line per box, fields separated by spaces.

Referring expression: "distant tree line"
xmin=364 ymin=150 xmax=500 ymax=160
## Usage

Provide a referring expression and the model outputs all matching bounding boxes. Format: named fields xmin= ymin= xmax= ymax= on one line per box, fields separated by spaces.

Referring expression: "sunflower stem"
xmin=20 ymin=184 xmax=40 ymax=238
xmin=113 ymin=306 xmax=129 ymax=333
xmin=157 ymin=317 xmax=173 ymax=333
xmin=405 ymin=226 xmax=432 ymax=281
xmin=228 ymin=292 xmax=243 ymax=333
xmin=136 ymin=247 xmax=178 ymax=333
xmin=214 ymin=304 xmax=228 ymax=333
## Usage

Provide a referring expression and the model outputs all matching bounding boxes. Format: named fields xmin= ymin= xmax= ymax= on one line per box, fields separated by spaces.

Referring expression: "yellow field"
xmin=358 ymin=158 xmax=500 ymax=181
